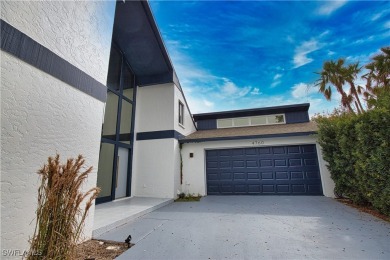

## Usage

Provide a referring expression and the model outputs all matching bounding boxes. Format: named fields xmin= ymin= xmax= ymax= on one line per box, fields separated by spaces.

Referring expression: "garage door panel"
xmin=275 ymin=171 xmax=289 ymax=180
xmin=275 ymin=159 xmax=287 ymax=167
xmin=289 ymin=158 xmax=303 ymax=167
xmin=206 ymin=144 xmax=323 ymax=195
xmin=246 ymin=160 xmax=258 ymax=167
xmin=292 ymin=184 xmax=306 ymax=193
xmin=234 ymin=172 xmax=246 ymax=180
xmin=291 ymin=171 xmax=304 ymax=179
xmin=248 ymin=185 xmax=261 ymax=193
xmin=276 ymin=184 xmax=290 ymax=193
xmin=262 ymin=185 xmax=275 ymax=193
xmin=287 ymin=146 xmax=301 ymax=154
xmin=245 ymin=148 xmax=257 ymax=155
xmin=234 ymin=185 xmax=247 ymax=193
xmin=272 ymin=146 xmax=286 ymax=154
xmin=220 ymin=172 xmax=233 ymax=180
xmin=232 ymin=160 xmax=245 ymax=168
xmin=260 ymin=159 xmax=273 ymax=167
xmin=261 ymin=172 xmax=273 ymax=179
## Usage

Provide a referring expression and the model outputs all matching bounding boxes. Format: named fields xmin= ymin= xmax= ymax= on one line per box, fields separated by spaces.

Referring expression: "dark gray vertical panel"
xmin=197 ymin=119 xmax=217 ymax=130
xmin=285 ymin=111 xmax=310 ymax=124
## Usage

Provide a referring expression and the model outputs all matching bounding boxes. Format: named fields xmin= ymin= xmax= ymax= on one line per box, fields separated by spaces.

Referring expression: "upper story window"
xmin=217 ymin=114 xmax=285 ymax=129
xmin=178 ymin=101 xmax=184 ymax=126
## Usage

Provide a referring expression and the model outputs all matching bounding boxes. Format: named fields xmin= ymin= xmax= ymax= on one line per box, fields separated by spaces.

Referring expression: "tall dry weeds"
xmin=27 ymin=154 xmax=100 ymax=260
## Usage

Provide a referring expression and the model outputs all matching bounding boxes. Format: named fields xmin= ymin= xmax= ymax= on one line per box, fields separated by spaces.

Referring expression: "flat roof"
xmin=193 ymin=103 xmax=310 ymax=121
xmin=180 ymin=121 xmax=317 ymax=143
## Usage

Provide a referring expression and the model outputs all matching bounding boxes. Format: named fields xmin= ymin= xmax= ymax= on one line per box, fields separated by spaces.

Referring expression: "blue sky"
xmin=149 ymin=1 xmax=390 ymax=116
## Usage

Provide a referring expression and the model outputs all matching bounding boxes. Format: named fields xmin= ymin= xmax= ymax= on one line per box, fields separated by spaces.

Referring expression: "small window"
xmin=178 ymin=101 xmax=184 ymax=125
xmin=267 ymin=114 xmax=285 ymax=124
xmin=217 ymin=119 xmax=233 ymax=128
xmin=251 ymin=116 xmax=267 ymax=125
xmin=233 ymin=117 xmax=250 ymax=127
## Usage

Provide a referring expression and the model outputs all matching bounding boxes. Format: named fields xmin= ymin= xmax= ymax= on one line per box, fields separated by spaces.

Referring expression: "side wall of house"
xmin=173 ymin=85 xmax=197 ymax=196
xmin=181 ymin=136 xmax=335 ymax=197
xmin=0 ymin=1 xmax=115 ymax=253
xmin=132 ymin=83 xmax=196 ymax=198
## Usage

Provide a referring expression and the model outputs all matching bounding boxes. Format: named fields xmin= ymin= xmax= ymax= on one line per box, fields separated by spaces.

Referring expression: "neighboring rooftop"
xmin=180 ymin=121 xmax=317 ymax=143
xmin=193 ymin=103 xmax=310 ymax=121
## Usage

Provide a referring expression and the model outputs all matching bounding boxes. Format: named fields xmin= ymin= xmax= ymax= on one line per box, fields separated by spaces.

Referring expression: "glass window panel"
xmin=217 ymin=119 xmax=233 ymax=128
xmin=251 ymin=116 xmax=267 ymax=125
xmin=96 ymin=143 xmax=115 ymax=198
xmin=122 ymin=64 xmax=134 ymax=100
xmin=107 ymin=47 xmax=121 ymax=92
xmin=178 ymin=102 xmax=184 ymax=125
xmin=119 ymin=100 xmax=132 ymax=143
xmin=102 ymin=91 xmax=119 ymax=140
xmin=267 ymin=114 xmax=285 ymax=124
xmin=233 ymin=118 xmax=250 ymax=127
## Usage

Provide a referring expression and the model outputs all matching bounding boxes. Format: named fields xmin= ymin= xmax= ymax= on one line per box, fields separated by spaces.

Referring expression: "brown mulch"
xmin=336 ymin=198 xmax=390 ymax=222
xmin=75 ymin=239 xmax=133 ymax=260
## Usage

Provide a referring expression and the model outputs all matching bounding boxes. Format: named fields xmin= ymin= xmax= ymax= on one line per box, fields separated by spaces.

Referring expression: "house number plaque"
xmin=251 ymin=140 xmax=264 ymax=145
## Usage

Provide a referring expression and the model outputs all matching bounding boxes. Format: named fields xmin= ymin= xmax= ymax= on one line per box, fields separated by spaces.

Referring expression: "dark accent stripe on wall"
xmin=0 ymin=19 xmax=107 ymax=102
xmin=179 ymin=131 xmax=318 ymax=143
xmin=137 ymin=130 xmax=185 ymax=141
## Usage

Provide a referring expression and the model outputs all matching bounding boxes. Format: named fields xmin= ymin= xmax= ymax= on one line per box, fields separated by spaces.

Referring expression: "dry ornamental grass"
xmin=27 ymin=154 xmax=100 ymax=260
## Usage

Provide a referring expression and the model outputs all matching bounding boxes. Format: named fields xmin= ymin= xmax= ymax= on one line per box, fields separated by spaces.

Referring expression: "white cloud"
xmin=251 ymin=88 xmax=262 ymax=95
xmin=317 ymin=0 xmax=347 ymax=16
xmin=291 ymin=83 xmax=318 ymax=99
xmin=271 ymin=80 xmax=281 ymax=88
xmin=203 ymin=99 xmax=214 ymax=108
xmin=384 ymin=21 xmax=390 ymax=29
xmin=273 ymin=74 xmax=282 ymax=80
xmin=218 ymin=79 xmax=251 ymax=99
xmin=293 ymin=39 xmax=320 ymax=68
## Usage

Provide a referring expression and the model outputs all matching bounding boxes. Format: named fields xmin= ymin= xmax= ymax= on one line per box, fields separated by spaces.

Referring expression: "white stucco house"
xmin=1 ymin=0 xmax=335 ymax=255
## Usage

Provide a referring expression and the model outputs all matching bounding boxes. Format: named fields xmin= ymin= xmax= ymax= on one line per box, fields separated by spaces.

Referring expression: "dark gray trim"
xmin=179 ymin=131 xmax=317 ymax=144
xmin=0 ymin=19 xmax=107 ymax=102
xmin=197 ymin=119 xmax=217 ymax=130
xmin=285 ymin=111 xmax=310 ymax=124
xmin=193 ymin=103 xmax=310 ymax=121
xmin=137 ymin=130 xmax=185 ymax=141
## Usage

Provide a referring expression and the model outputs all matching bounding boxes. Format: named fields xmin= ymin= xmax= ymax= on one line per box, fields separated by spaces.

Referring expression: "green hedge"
xmin=316 ymin=101 xmax=390 ymax=216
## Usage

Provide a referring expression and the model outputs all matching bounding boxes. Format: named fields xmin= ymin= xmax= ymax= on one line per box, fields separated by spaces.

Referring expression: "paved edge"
xmin=92 ymin=199 xmax=174 ymax=238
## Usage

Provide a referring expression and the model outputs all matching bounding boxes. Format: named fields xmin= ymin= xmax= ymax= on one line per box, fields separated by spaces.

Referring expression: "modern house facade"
xmin=1 ymin=0 xmax=334 ymax=255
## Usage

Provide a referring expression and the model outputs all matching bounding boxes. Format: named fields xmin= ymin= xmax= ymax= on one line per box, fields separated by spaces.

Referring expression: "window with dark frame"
xmin=179 ymin=101 xmax=184 ymax=125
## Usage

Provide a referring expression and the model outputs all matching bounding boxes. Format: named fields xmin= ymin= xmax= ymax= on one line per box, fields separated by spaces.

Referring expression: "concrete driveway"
xmin=97 ymin=196 xmax=390 ymax=259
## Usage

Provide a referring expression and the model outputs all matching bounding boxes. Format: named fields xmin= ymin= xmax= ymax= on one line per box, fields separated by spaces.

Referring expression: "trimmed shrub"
xmin=316 ymin=101 xmax=390 ymax=216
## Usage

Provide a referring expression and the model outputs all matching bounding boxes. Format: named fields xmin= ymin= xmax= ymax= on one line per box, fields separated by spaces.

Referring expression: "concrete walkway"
xmin=96 ymin=196 xmax=390 ymax=259
xmin=93 ymin=197 xmax=173 ymax=237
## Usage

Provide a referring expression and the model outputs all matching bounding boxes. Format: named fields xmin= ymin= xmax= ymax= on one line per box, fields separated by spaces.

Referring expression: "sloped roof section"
xmin=180 ymin=122 xmax=318 ymax=143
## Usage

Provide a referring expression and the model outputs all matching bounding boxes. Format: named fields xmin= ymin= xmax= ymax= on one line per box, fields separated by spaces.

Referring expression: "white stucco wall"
xmin=132 ymin=83 xmax=196 ymax=198
xmin=0 ymin=0 xmax=115 ymax=85
xmin=132 ymin=139 xmax=176 ymax=198
xmin=181 ymin=135 xmax=335 ymax=198
xmin=1 ymin=0 xmax=115 ymax=255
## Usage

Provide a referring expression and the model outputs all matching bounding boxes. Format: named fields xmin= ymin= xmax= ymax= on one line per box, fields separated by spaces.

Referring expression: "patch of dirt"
xmin=336 ymin=198 xmax=390 ymax=222
xmin=174 ymin=196 xmax=202 ymax=202
xmin=75 ymin=239 xmax=133 ymax=260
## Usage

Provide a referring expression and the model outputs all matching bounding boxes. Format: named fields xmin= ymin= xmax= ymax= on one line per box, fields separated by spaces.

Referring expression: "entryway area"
xmin=93 ymin=197 xmax=173 ymax=237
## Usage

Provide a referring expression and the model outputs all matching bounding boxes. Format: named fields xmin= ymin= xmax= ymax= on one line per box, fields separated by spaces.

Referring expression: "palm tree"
xmin=362 ymin=47 xmax=390 ymax=108
xmin=343 ymin=63 xmax=365 ymax=113
xmin=315 ymin=59 xmax=355 ymax=114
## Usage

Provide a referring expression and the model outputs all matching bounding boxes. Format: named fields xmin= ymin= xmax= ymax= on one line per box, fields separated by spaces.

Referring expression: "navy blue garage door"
xmin=206 ymin=145 xmax=323 ymax=195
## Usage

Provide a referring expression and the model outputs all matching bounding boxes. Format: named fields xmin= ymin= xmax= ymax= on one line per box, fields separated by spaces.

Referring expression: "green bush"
xmin=315 ymin=100 xmax=390 ymax=216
